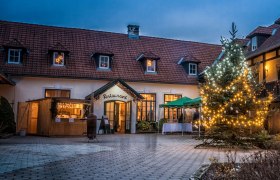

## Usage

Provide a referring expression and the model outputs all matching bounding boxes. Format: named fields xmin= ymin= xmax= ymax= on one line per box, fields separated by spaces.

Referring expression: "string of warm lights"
xmin=200 ymin=39 xmax=272 ymax=129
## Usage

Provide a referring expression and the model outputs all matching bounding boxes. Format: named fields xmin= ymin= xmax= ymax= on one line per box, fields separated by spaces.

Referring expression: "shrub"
xmin=137 ymin=121 xmax=151 ymax=131
xmin=203 ymin=148 xmax=280 ymax=180
xmin=0 ymin=96 xmax=15 ymax=134
xmin=253 ymin=130 xmax=273 ymax=149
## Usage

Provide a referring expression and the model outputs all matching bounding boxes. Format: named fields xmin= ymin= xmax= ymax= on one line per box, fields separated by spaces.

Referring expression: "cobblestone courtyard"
xmin=0 ymin=134 xmax=254 ymax=179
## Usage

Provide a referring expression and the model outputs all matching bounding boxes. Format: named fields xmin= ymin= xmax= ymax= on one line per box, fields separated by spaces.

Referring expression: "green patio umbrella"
xmin=158 ymin=96 xmax=192 ymax=136
xmin=184 ymin=97 xmax=201 ymax=108
xmin=159 ymin=96 xmax=192 ymax=108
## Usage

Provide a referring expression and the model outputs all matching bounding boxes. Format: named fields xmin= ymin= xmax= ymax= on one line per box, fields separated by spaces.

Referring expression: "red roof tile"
xmin=246 ymin=24 xmax=280 ymax=38
xmin=246 ymin=22 xmax=280 ymax=59
xmin=0 ymin=20 xmax=222 ymax=84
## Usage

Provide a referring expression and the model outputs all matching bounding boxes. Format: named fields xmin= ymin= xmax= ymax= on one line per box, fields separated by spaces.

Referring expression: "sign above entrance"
xmin=103 ymin=94 xmax=127 ymax=100
xmin=100 ymin=85 xmax=133 ymax=102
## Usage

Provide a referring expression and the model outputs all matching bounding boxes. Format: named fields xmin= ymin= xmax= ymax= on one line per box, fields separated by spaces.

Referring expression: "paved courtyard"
xmin=0 ymin=134 xmax=254 ymax=179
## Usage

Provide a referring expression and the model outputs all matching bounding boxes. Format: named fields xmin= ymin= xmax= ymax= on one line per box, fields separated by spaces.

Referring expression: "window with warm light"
xmin=189 ymin=63 xmax=197 ymax=75
xmin=164 ymin=94 xmax=182 ymax=120
xmin=8 ymin=49 xmax=22 ymax=64
xmin=45 ymin=89 xmax=70 ymax=98
xmin=137 ymin=93 xmax=156 ymax=121
xmin=53 ymin=52 xmax=64 ymax=66
xmin=146 ymin=59 xmax=156 ymax=72
xmin=56 ymin=102 xmax=84 ymax=119
xmin=99 ymin=55 xmax=110 ymax=69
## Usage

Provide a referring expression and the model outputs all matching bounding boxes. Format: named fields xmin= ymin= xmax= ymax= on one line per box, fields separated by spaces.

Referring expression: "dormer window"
xmin=251 ymin=36 xmax=257 ymax=51
xmin=136 ymin=52 xmax=159 ymax=74
xmin=178 ymin=54 xmax=200 ymax=75
xmin=99 ymin=55 xmax=110 ymax=69
xmin=146 ymin=59 xmax=156 ymax=72
xmin=53 ymin=52 xmax=65 ymax=66
xmin=189 ymin=63 xmax=197 ymax=75
xmin=8 ymin=48 xmax=22 ymax=64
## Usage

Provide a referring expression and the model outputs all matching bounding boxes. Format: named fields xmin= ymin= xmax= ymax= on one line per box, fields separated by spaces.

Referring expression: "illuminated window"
xmin=56 ymin=102 xmax=84 ymax=119
xmin=45 ymin=89 xmax=70 ymax=98
xmin=8 ymin=49 xmax=21 ymax=64
xmin=146 ymin=59 xmax=156 ymax=72
xmin=251 ymin=36 xmax=257 ymax=51
xmin=99 ymin=55 xmax=110 ymax=69
xmin=189 ymin=63 xmax=197 ymax=75
xmin=53 ymin=52 xmax=64 ymax=66
xmin=164 ymin=94 xmax=182 ymax=120
xmin=137 ymin=94 xmax=156 ymax=121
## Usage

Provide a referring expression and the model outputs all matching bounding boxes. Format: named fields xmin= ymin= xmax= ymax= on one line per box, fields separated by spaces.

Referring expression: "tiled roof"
xmin=136 ymin=52 xmax=160 ymax=61
xmin=234 ymin=38 xmax=250 ymax=47
xmin=48 ymin=42 xmax=69 ymax=52
xmin=182 ymin=54 xmax=201 ymax=63
xmin=0 ymin=72 xmax=15 ymax=85
xmin=0 ymin=20 xmax=222 ymax=85
xmin=246 ymin=24 xmax=280 ymax=38
xmin=246 ymin=23 xmax=280 ymax=59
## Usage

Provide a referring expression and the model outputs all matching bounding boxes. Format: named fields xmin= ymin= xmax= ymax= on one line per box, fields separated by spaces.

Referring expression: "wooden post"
xmin=90 ymin=93 xmax=94 ymax=114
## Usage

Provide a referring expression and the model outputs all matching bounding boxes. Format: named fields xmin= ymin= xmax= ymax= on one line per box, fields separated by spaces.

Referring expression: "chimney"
xmin=127 ymin=25 xmax=140 ymax=39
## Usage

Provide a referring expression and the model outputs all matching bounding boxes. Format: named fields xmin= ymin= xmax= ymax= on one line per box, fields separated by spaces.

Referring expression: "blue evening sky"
xmin=0 ymin=0 xmax=280 ymax=44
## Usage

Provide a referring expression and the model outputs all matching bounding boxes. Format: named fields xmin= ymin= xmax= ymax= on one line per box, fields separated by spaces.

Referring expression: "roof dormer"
xmin=136 ymin=52 xmax=160 ymax=74
xmin=1 ymin=39 xmax=29 ymax=65
xmin=91 ymin=49 xmax=114 ymax=71
xmin=48 ymin=43 xmax=70 ymax=67
xmin=178 ymin=54 xmax=201 ymax=76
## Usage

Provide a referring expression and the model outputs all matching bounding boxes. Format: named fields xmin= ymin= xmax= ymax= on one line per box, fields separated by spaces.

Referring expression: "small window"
xmin=147 ymin=59 xmax=156 ymax=72
xmin=53 ymin=52 xmax=65 ymax=66
xmin=189 ymin=63 xmax=197 ymax=75
xmin=251 ymin=36 xmax=257 ymax=51
xmin=99 ymin=55 xmax=110 ymax=69
xmin=8 ymin=49 xmax=22 ymax=64
xmin=45 ymin=89 xmax=70 ymax=98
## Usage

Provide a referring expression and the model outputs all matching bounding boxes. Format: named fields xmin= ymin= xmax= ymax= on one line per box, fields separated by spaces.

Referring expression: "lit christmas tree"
xmin=200 ymin=23 xmax=272 ymax=145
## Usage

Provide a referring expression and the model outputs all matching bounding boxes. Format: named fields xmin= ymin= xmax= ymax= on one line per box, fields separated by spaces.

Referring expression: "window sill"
xmin=97 ymin=68 xmax=112 ymax=71
xmin=145 ymin=71 xmax=157 ymax=75
xmin=6 ymin=62 xmax=22 ymax=65
xmin=51 ymin=65 xmax=67 ymax=68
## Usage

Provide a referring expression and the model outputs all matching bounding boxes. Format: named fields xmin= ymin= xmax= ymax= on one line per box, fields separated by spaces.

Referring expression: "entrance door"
xmin=104 ymin=101 xmax=131 ymax=133
xmin=28 ymin=102 xmax=38 ymax=134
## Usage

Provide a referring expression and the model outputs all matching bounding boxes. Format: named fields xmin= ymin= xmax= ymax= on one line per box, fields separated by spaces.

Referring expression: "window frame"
xmin=137 ymin=93 xmax=156 ymax=122
xmin=8 ymin=48 xmax=22 ymax=64
xmin=164 ymin=94 xmax=182 ymax=120
xmin=146 ymin=59 xmax=156 ymax=73
xmin=251 ymin=36 xmax=257 ymax=51
xmin=98 ymin=55 xmax=110 ymax=69
xmin=189 ymin=63 xmax=197 ymax=75
xmin=53 ymin=52 xmax=65 ymax=66
xmin=45 ymin=89 xmax=71 ymax=98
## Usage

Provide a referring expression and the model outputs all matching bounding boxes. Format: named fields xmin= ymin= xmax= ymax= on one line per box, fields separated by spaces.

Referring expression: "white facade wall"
xmin=0 ymin=77 xmax=199 ymax=133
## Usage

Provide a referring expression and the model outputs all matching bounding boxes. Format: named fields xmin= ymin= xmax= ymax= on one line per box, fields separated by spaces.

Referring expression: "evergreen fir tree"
xmin=200 ymin=23 xmax=272 ymax=145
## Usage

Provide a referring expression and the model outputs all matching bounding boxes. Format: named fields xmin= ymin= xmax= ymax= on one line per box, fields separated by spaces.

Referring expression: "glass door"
xmin=105 ymin=101 xmax=131 ymax=134
xmin=125 ymin=101 xmax=131 ymax=133
xmin=105 ymin=101 xmax=114 ymax=131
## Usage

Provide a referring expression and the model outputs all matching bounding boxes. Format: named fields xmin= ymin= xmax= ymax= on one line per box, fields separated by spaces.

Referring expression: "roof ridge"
xmin=0 ymin=19 xmax=221 ymax=47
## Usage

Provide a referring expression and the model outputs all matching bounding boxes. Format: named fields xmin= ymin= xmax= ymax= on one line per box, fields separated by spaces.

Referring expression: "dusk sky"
xmin=1 ymin=0 xmax=280 ymax=44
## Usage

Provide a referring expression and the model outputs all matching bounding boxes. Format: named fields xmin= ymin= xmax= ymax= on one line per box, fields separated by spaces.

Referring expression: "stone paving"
xmin=0 ymin=134 xmax=254 ymax=180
